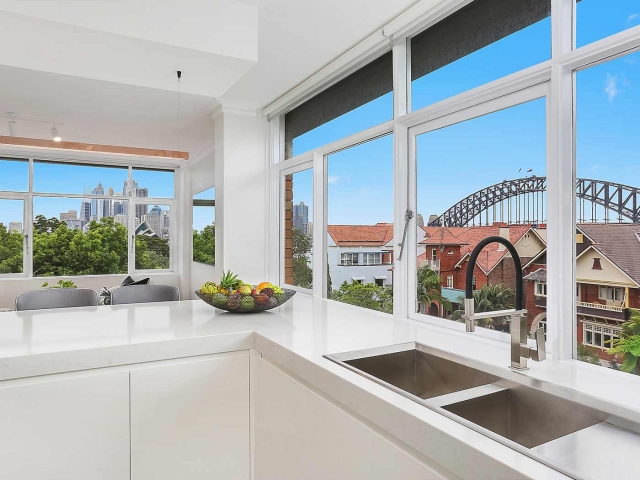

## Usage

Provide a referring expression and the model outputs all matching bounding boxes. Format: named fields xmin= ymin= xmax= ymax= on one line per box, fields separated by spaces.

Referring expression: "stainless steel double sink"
xmin=325 ymin=342 xmax=639 ymax=479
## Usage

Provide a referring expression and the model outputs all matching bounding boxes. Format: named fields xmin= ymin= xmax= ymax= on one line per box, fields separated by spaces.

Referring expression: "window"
xmin=411 ymin=0 xmax=551 ymax=111
xmin=285 ymin=53 xmax=393 ymax=159
xmin=193 ymin=187 xmax=215 ymax=266
xmin=326 ymin=135 xmax=393 ymax=313
xmin=583 ymin=323 xmax=621 ymax=350
xmin=535 ymin=282 xmax=547 ymax=297
xmin=447 ymin=275 xmax=454 ymax=288
xmin=0 ymin=199 xmax=24 ymax=274
xmin=576 ymin=0 xmax=640 ymax=48
xmin=575 ymin=50 xmax=640 ymax=372
xmin=375 ymin=278 xmax=385 ymax=287
xmin=361 ymin=253 xmax=382 ymax=266
xmin=414 ymin=98 xmax=547 ymax=331
xmin=340 ymin=253 xmax=359 ymax=266
xmin=34 ymin=161 xmax=128 ymax=196
xmin=284 ymin=168 xmax=313 ymax=289
xmin=431 ymin=249 xmax=437 ymax=262
xmin=0 ymin=158 xmax=28 ymax=192
xmin=136 ymin=204 xmax=171 ymax=270
xmin=132 ymin=168 xmax=174 ymax=199
xmin=472 ymin=276 xmax=477 ymax=291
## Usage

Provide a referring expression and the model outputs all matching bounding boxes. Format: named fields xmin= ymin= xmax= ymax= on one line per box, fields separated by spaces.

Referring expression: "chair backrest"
xmin=110 ymin=284 xmax=180 ymax=306
xmin=15 ymin=288 xmax=99 ymax=312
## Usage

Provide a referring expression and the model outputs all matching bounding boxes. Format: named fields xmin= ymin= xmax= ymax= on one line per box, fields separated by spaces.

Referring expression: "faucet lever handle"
xmin=530 ymin=327 xmax=546 ymax=362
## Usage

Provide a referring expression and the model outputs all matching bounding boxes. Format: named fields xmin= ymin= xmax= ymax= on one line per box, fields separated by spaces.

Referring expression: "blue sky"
xmin=290 ymin=1 xmax=640 ymax=227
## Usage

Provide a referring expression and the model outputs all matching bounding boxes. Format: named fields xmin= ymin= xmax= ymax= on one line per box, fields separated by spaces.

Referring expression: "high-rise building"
xmin=64 ymin=219 xmax=84 ymax=230
xmin=123 ymin=180 xmax=149 ymax=221
xmin=293 ymin=202 xmax=309 ymax=232
xmin=91 ymin=182 xmax=106 ymax=220
xmin=142 ymin=205 xmax=163 ymax=236
xmin=114 ymin=214 xmax=128 ymax=226
xmin=80 ymin=201 xmax=91 ymax=223
xmin=9 ymin=222 xmax=22 ymax=234
xmin=60 ymin=210 xmax=78 ymax=222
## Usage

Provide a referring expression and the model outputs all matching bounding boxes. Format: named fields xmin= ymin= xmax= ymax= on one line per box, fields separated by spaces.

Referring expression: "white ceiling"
xmin=222 ymin=0 xmax=420 ymax=107
xmin=0 ymin=0 xmax=419 ymax=158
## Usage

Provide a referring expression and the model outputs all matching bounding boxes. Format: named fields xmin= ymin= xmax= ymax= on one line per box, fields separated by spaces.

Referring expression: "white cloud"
xmin=592 ymin=164 xmax=600 ymax=174
xmin=327 ymin=176 xmax=341 ymax=185
xmin=605 ymin=74 xmax=622 ymax=103
xmin=627 ymin=13 xmax=639 ymax=25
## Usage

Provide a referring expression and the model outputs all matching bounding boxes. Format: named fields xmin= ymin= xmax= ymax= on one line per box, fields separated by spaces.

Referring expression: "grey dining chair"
xmin=110 ymin=284 xmax=180 ymax=306
xmin=15 ymin=288 xmax=99 ymax=312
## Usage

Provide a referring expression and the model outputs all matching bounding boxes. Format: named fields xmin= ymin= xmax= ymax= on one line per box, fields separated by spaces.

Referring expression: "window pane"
xmin=577 ymin=0 xmax=640 ymax=48
xmin=327 ymin=135 xmax=393 ymax=313
xmin=136 ymin=204 xmax=171 ymax=270
xmin=411 ymin=0 xmax=550 ymax=111
xmin=132 ymin=168 xmax=174 ymax=198
xmin=416 ymin=99 xmax=547 ymax=334
xmin=0 ymin=158 xmax=28 ymax=192
xmin=33 ymin=161 xmax=128 ymax=195
xmin=33 ymin=197 xmax=128 ymax=276
xmin=575 ymin=51 xmax=640 ymax=374
xmin=193 ymin=187 xmax=215 ymax=265
xmin=285 ymin=52 xmax=393 ymax=159
xmin=0 ymin=199 xmax=24 ymax=274
xmin=284 ymin=169 xmax=313 ymax=288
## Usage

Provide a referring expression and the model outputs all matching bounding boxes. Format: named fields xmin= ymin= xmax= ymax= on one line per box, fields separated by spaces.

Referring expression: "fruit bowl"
xmin=195 ymin=287 xmax=296 ymax=313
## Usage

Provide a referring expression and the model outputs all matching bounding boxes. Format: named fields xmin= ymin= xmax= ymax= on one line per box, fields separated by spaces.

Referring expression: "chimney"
xmin=498 ymin=225 xmax=509 ymax=251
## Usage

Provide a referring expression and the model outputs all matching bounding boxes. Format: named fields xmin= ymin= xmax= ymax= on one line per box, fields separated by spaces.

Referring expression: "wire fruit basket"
xmin=195 ymin=287 xmax=296 ymax=313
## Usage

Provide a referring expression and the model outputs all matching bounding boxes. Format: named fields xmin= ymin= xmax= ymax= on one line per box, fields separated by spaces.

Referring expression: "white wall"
xmin=0 ymin=274 xmax=181 ymax=311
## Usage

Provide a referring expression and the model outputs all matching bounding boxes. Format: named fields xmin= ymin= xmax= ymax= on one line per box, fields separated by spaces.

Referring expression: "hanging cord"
xmin=176 ymin=70 xmax=182 ymax=151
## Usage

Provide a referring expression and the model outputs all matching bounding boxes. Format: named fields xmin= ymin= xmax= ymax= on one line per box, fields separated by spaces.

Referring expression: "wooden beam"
xmin=0 ymin=136 xmax=189 ymax=160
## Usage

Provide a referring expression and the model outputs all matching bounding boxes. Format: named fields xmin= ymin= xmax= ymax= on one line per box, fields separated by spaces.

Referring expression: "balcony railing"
xmin=420 ymin=259 xmax=440 ymax=271
xmin=577 ymin=301 xmax=623 ymax=312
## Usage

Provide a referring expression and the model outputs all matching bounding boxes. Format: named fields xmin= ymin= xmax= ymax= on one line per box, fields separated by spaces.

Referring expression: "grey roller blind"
xmin=411 ymin=0 xmax=551 ymax=81
xmin=285 ymin=51 xmax=393 ymax=151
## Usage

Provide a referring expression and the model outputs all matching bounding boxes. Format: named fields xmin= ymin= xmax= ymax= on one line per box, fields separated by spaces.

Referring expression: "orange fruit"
xmin=257 ymin=281 xmax=272 ymax=292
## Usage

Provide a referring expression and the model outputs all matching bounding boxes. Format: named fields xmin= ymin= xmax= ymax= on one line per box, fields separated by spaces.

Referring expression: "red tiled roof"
xmin=327 ymin=223 xmax=394 ymax=247
xmin=457 ymin=225 xmax=533 ymax=272
xmin=420 ymin=227 xmax=468 ymax=246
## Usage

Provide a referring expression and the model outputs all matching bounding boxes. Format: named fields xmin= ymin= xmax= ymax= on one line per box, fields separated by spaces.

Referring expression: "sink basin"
xmin=327 ymin=343 xmax=499 ymax=399
xmin=442 ymin=384 xmax=607 ymax=448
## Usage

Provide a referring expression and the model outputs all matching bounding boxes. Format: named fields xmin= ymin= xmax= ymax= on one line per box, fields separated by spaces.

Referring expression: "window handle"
xmin=131 ymin=235 xmax=134 ymax=254
xmin=24 ymin=234 xmax=29 ymax=255
xmin=397 ymin=210 xmax=414 ymax=261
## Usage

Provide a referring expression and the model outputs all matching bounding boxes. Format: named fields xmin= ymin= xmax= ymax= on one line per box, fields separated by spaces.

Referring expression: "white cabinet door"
xmin=0 ymin=371 xmax=130 ymax=480
xmin=254 ymin=356 xmax=372 ymax=480
xmin=130 ymin=353 xmax=250 ymax=480
xmin=254 ymin=356 xmax=455 ymax=480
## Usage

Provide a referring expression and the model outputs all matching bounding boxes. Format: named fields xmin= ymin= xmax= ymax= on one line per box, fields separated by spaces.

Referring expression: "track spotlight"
xmin=51 ymin=126 xmax=61 ymax=142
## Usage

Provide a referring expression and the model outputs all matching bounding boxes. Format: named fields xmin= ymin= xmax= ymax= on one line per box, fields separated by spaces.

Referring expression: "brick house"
xmin=524 ymin=223 xmax=640 ymax=365
xmin=417 ymin=223 xmax=547 ymax=316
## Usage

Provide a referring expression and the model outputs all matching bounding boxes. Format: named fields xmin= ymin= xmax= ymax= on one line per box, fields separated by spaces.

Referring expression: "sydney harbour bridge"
xmin=428 ymin=176 xmax=640 ymax=227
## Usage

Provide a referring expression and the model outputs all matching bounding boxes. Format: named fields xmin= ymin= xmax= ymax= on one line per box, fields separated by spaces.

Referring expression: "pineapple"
xmin=212 ymin=293 xmax=228 ymax=308
xmin=240 ymin=296 xmax=255 ymax=311
xmin=227 ymin=293 xmax=242 ymax=310
xmin=238 ymin=285 xmax=252 ymax=296
xmin=219 ymin=270 xmax=240 ymax=295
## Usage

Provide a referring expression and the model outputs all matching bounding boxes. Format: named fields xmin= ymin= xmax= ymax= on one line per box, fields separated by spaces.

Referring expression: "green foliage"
xmin=330 ymin=281 xmax=393 ymax=314
xmin=608 ymin=308 xmax=640 ymax=374
xmin=450 ymin=283 xmax=515 ymax=327
xmin=42 ymin=279 xmax=77 ymax=289
xmin=0 ymin=223 xmax=23 ymax=274
xmin=30 ymin=216 xmax=168 ymax=276
xmin=577 ymin=344 xmax=601 ymax=365
xmin=292 ymin=227 xmax=312 ymax=288
xmin=193 ymin=224 xmax=215 ymax=265
xmin=416 ymin=265 xmax=450 ymax=311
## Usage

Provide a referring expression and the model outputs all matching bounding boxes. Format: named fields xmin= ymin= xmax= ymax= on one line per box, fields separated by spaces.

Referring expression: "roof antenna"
xmin=176 ymin=70 xmax=182 ymax=151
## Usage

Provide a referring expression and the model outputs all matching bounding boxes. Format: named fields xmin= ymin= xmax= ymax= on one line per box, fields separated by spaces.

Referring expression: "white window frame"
xmin=446 ymin=275 xmax=454 ymax=289
xmin=582 ymin=322 xmax=621 ymax=350
xmin=267 ymin=0 xmax=640 ymax=363
xmin=536 ymin=281 xmax=548 ymax=297
xmin=340 ymin=253 xmax=359 ymax=266
xmin=0 ymin=151 xmax=180 ymax=280
xmin=362 ymin=253 xmax=382 ymax=266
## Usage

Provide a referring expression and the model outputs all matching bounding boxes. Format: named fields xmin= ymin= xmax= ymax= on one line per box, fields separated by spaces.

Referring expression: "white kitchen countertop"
xmin=1 ymin=295 xmax=639 ymax=479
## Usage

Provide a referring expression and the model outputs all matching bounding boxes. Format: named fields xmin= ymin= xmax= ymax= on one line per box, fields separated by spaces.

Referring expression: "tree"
xmin=0 ymin=223 xmax=23 ymax=274
xmin=193 ymin=223 xmax=215 ymax=265
xmin=608 ymin=308 xmax=640 ymax=374
xmin=330 ymin=281 xmax=393 ymax=314
xmin=292 ymin=227 xmax=312 ymax=288
xmin=577 ymin=344 xmax=601 ymax=365
xmin=416 ymin=265 xmax=450 ymax=313
xmin=451 ymin=283 xmax=515 ymax=328
xmin=33 ymin=215 xmax=61 ymax=234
